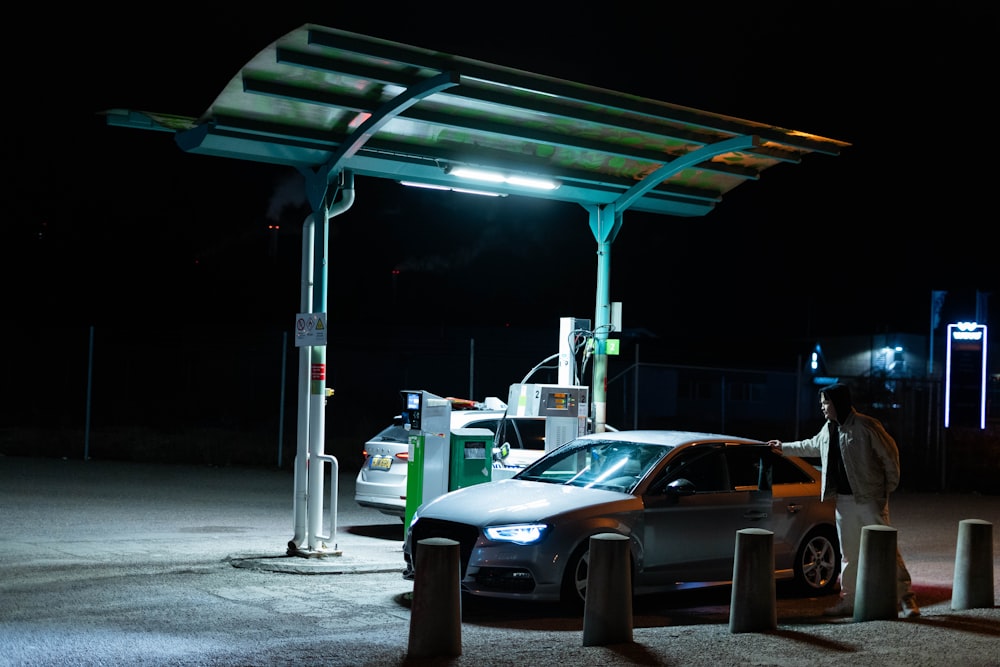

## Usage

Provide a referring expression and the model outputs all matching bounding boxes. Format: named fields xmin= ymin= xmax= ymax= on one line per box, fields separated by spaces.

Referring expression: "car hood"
xmin=415 ymin=479 xmax=636 ymax=526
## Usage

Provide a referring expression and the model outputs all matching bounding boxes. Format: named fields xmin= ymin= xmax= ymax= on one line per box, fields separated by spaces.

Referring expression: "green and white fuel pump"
xmin=401 ymin=390 xmax=450 ymax=529
xmin=401 ymin=390 xmax=498 ymax=529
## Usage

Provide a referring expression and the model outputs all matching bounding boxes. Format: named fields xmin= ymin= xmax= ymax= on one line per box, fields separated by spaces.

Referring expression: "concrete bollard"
xmin=729 ymin=528 xmax=776 ymax=633
xmin=582 ymin=533 xmax=633 ymax=646
xmin=853 ymin=525 xmax=898 ymax=622
xmin=407 ymin=537 xmax=462 ymax=659
xmin=952 ymin=519 xmax=995 ymax=610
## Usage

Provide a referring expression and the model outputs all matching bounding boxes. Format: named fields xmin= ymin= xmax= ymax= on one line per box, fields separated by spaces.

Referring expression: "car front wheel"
xmin=560 ymin=536 xmax=635 ymax=612
xmin=560 ymin=542 xmax=590 ymax=611
xmin=794 ymin=526 xmax=840 ymax=595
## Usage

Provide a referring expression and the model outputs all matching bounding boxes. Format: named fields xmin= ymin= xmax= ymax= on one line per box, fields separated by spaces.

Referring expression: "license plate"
xmin=371 ymin=455 xmax=393 ymax=470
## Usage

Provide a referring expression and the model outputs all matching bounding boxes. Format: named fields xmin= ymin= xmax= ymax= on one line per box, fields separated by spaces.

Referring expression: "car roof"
xmin=450 ymin=409 xmax=507 ymax=427
xmin=574 ymin=429 xmax=763 ymax=447
xmin=379 ymin=409 xmax=561 ymax=432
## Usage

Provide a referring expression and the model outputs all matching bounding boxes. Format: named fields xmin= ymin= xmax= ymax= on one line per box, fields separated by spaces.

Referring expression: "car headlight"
xmin=484 ymin=523 xmax=548 ymax=545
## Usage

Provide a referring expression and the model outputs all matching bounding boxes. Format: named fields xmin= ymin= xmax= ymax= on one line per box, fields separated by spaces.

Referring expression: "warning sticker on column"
xmin=294 ymin=313 xmax=327 ymax=347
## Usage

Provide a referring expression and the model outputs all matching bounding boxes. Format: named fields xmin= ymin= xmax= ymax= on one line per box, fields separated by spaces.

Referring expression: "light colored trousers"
xmin=835 ymin=494 xmax=915 ymax=603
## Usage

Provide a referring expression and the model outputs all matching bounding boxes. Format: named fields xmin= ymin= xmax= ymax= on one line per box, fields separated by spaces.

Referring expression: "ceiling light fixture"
xmin=506 ymin=174 xmax=559 ymax=190
xmin=447 ymin=166 xmax=506 ymax=183
xmin=445 ymin=165 xmax=560 ymax=191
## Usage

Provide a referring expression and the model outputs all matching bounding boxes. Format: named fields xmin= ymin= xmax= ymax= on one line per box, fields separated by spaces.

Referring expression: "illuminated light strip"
xmin=506 ymin=175 xmax=560 ymax=190
xmin=945 ymin=328 xmax=952 ymax=428
xmin=944 ymin=322 xmax=988 ymax=429
xmin=979 ymin=325 xmax=989 ymax=429
xmin=447 ymin=166 xmax=560 ymax=191
xmin=448 ymin=166 xmax=505 ymax=183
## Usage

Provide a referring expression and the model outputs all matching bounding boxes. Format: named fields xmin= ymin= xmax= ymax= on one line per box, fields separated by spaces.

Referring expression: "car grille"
xmin=472 ymin=567 xmax=535 ymax=593
xmin=409 ymin=519 xmax=479 ymax=578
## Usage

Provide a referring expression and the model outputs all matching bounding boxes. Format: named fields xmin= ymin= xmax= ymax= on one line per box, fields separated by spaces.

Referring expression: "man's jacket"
xmin=781 ymin=408 xmax=901 ymax=503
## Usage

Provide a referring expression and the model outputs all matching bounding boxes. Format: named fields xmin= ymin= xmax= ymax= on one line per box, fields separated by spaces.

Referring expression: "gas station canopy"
xmin=106 ymin=23 xmax=849 ymax=217
xmin=103 ymin=23 xmax=851 ymax=554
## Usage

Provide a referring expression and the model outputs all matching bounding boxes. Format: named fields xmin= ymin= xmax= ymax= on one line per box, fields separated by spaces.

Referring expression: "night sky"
xmin=9 ymin=4 xmax=997 ymax=367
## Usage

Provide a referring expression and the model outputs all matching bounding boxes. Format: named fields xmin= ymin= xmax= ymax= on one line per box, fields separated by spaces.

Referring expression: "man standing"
xmin=768 ymin=382 xmax=920 ymax=618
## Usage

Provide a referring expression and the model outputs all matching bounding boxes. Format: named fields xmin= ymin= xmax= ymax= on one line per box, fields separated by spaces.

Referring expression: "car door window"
xmin=662 ymin=447 xmax=729 ymax=493
xmin=724 ymin=445 xmax=769 ymax=490
xmin=764 ymin=449 xmax=817 ymax=485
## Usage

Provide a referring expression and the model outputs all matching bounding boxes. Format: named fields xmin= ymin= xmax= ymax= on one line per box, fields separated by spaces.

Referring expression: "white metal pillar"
xmin=289 ymin=171 xmax=354 ymax=554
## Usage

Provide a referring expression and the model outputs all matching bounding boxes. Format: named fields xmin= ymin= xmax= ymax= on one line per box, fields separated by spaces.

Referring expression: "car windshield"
xmin=515 ymin=438 xmax=672 ymax=492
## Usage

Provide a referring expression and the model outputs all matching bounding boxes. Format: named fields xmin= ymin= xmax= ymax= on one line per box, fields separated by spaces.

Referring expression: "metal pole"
xmin=592 ymin=240 xmax=610 ymax=432
xmin=291 ymin=212 xmax=315 ymax=549
xmin=306 ymin=207 xmax=329 ymax=550
xmin=84 ymin=326 xmax=94 ymax=461
xmin=633 ymin=344 xmax=639 ymax=429
xmin=583 ymin=204 xmax=624 ymax=433
xmin=795 ymin=355 xmax=802 ymax=440
xmin=720 ymin=374 xmax=726 ymax=433
xmin=278 ymin=331 xmax=287 ymax=468
xmin=928 ymin=307 xmax=936 ymax=377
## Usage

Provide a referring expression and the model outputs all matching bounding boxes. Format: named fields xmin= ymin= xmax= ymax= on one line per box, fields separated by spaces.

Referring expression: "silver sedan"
xmin=403 ymin=430 xmax=840 ymax=609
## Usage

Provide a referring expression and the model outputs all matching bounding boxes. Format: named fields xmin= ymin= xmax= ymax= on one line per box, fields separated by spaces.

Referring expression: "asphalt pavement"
xmin=1 ymin=454 xmax=998 ymax=666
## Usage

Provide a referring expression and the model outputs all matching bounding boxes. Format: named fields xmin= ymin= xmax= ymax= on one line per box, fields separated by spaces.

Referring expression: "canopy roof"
xmin=106 ymin=23 xmax=849 ymax=218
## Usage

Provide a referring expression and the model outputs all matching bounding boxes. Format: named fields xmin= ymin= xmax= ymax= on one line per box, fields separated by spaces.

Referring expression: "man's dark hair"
xmin=820 ymin=383 xmax=854 ymax=423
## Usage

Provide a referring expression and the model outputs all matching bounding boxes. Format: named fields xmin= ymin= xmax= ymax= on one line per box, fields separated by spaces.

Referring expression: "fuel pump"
xmin=401 ymin=390 xmax=450 ymax=529
xmin=506 ymin=383 xmax=589 ymax=451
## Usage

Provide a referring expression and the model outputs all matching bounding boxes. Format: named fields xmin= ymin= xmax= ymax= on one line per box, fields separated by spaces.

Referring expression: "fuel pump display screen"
xmin=549 ymin=392 xmax=570 ymax=411
xmin=403 ymin=391 xmax=423 ymax=430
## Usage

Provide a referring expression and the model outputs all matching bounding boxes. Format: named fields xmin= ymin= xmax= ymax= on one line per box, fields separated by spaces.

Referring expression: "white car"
xmin=355 ymin=398 xmax=549 ymax=519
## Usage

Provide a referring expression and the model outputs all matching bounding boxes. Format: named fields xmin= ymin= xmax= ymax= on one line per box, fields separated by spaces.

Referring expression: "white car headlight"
xmin=484 ymin=523 xmax=548 ymax=545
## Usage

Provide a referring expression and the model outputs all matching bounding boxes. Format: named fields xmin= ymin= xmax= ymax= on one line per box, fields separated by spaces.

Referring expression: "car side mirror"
xmin=665 ymin=478 xmax=696 ymax=496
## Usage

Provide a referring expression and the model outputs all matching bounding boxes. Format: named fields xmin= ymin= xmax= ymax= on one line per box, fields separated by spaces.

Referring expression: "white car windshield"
xmin=515 ymin=439 xmax=672 ymax=492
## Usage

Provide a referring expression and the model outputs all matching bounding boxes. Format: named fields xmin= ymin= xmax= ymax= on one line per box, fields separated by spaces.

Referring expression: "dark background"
xmin=4 ymin=4 xmax=997 ymax=465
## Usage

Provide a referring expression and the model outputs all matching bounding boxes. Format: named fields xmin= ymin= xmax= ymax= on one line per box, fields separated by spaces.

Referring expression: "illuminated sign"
xmin=944 ymin=322 xmax=988 ymax=429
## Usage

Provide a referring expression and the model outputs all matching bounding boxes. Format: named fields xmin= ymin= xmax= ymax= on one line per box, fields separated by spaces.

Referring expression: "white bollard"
xmin=582 ymin=533 xmax=633 ymax=646
xmin=407 ymin=537 xmax=462 ymax=658
xmin=953 ymin=519 xmax=995 ymax=610
xmin=729 ymin=528 xmax=776 ymax=633
xmin=853 ymin=525 xmax=898 ymax=622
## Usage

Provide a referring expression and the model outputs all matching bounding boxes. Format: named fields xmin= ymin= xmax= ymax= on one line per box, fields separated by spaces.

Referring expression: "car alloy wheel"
xmin=794 ymin=527 xmax=840 ymax=595
xmin=561 ymin=543 xmax=590 ymax=611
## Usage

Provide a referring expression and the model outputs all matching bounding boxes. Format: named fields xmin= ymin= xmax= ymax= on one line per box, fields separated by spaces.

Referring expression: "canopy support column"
xmin=585 ymin=204 xmax=624 ymax=433
xmin=580 ymin=135 xmax=759 ymax=432
xmin=289 ymin=170 xmax=355 ymax=554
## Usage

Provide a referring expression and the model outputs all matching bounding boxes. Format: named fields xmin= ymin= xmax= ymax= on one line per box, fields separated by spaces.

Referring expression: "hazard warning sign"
xmin=294 ymin=312 xmax=327 ymax=347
